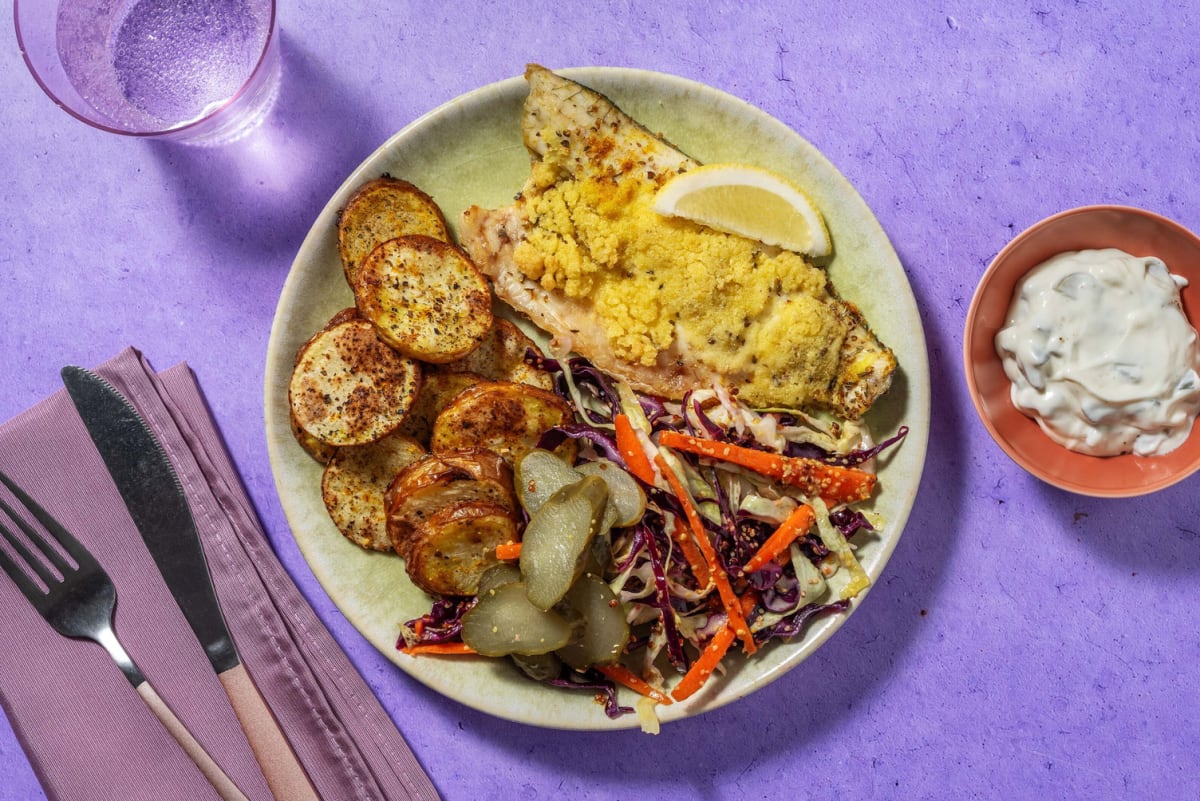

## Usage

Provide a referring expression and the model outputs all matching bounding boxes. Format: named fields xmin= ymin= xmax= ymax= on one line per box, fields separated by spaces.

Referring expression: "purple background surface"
xmin=3 ymin=2 xmax=1199 ymax=799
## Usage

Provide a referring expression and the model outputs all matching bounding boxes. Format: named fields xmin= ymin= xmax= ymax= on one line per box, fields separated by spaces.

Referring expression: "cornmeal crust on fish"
xmin=461 ymin=64 xmax=895 ymax=419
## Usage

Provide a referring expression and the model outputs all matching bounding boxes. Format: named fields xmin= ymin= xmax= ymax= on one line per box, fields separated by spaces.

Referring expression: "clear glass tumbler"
xmin=15 ymin=0 xmax=281 ymax=146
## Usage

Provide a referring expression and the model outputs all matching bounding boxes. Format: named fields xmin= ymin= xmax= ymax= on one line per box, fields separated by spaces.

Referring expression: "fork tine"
xmin=0 ymin=490 xmax=73 ymax=582
xmin=0 ymin=470 xmax=90 ymax=572
xmin=0 ymin=495 xmax=63 ymax=588
xmin=0 ymin=519 xmax=47 ymax=599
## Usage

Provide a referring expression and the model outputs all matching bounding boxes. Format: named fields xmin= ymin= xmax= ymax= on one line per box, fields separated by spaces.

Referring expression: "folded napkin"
xmin=0 ymin=348 xmax=441 ymax=801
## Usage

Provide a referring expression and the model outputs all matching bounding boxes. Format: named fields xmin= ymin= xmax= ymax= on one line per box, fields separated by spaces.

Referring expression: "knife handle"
xmin=219 ymin=663 xmax=322 ymax=801
xmin=135 ymin=680 xmax=252 ymax=801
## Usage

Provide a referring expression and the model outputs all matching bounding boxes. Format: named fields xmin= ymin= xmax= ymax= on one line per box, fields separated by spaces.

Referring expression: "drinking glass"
xmin=15 ymin=0 xmax=280 ymax=146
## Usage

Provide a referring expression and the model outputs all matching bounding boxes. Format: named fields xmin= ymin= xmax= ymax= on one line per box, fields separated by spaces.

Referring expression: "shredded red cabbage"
xmin=638 ymin=394 xmax=672 ymax=426
xmin=795 ymin=533 xmax=831 ymax=561
xmin=401 ymin=598 xmax=473 ymax=645
xmin=707 ymin=465 xmax=744 ymax=565
xmin=547 ymin=675 xmax=634 ymax=718
xmin=745 ymin=561 xmax=785 ymax=591
xmin=757 ymin=598 xmax=851 ymax=642
xmin=638 ymin=520 xmax=689 ymax=671
xmin=615 ymin=524 xmax=649 ymax=574
xmin=829 ymin=507 xmax=876 ymax=538
xmin=683 ymin=391 xmax=723 ymax=439
xmin=761 ymin=581 xmax=803 ymax=614
xmin=528 ymin=352 xmax=621 ymax=425
xmin=734 ymin=518 xmax=778 ymax=578
xmin=785 ymin=425 xmax=909 ymax=466
xmin=536 ymin=424 xmax=624 ymax=464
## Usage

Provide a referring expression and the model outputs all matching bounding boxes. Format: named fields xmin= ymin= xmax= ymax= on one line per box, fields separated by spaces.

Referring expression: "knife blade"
xmin=62 ymin=365 xmax=320 ymax=801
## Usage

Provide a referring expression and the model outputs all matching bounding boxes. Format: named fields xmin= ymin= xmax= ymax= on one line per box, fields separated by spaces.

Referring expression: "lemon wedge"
xmin=651 ymin=164 xmax=831 ymax=257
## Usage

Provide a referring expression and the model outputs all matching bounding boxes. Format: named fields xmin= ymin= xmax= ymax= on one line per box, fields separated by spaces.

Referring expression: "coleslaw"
xmin=399 ymin=348 xmax=906 ymax=725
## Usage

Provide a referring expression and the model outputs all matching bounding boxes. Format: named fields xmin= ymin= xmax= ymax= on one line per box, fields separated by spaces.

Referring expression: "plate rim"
xmin=265 ymin=65 xmax=931 ymax=730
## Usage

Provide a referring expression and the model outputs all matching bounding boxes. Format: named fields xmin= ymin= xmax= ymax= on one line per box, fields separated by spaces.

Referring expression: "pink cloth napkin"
xmin=0 ymin=348 xmax=441 ymax=801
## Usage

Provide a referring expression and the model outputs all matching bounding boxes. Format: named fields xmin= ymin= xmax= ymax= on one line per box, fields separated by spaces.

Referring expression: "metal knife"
xmin=62 ymin=365 xmax=321 ymax=801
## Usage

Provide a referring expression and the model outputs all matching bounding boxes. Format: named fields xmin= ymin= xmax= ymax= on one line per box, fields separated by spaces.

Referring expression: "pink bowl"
xmin=963 ymin=205 xmax=1200 ymax=497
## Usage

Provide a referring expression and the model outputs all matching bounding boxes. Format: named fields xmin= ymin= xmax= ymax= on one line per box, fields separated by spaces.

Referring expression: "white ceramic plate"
xmin=264 ymin=67 xmax=931 ymax=730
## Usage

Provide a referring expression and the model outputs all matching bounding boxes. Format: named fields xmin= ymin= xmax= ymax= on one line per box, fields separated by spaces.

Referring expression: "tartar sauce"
xmin=994 ymin=248 xmax=1200 ymax=457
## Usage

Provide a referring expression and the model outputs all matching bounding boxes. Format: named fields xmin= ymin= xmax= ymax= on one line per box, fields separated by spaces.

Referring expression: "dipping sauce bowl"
xmin=963 ymin=204 xmax=1200 ymax=497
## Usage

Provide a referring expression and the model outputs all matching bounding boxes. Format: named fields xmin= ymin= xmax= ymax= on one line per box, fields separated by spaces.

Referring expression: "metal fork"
xmin=0 ymin=469 xmax=251 ymax=801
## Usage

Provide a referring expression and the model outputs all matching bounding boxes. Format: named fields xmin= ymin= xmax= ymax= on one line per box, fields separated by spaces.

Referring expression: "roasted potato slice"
xmin=440 ymin=318 xmax=554 ymax=391
xmin=354 ymin=235 xmax=493 ymax=363
xmin=396 ymin=370 xmax=482 ymax=446
xmin=337 ymin=177 xmax=450 ymax=287
xmin=289 ymin=308 xmax=367 ymax=463
xmin=289 ymin=318 xmax=422 ymax=447
xmin=290 ymin=407 xmax=339 ymax=464
xmin=389 ymin=447 xmax=512 ymax=496
xmin=385 ymin=449 xmax=516 ymax=559
xmin=291 ymin=307 xmax=362 ymax=366
xmin=321 ymin=432 xmax=426 ymax=551
xmin=404 ymin=500 xmax=518 ymax=596
xmin=431 ymin=380 xmax=576 ymax=465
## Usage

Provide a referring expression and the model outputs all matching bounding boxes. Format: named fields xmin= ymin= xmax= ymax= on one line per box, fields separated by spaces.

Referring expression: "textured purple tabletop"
xmin=3 ymin=3 xmax=1198 ymax=799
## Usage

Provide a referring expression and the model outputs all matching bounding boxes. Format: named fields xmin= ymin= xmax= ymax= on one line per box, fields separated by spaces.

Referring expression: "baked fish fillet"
xmin=461 ymin=64 xmax=895 ymax=419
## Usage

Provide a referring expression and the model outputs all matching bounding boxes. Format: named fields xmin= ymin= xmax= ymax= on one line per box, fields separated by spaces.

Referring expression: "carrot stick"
xmin=743 ymin=504 xmax=816 ymax=574
xmin=495 ymin=541 xmax=522 ymax=560
xmin=401 ymin=641 xmax=477 ymax=656
xmin=657 ymin=431 xmax=876 ymax=503
xmin=595 ymin=663 xmax=674 ymax=705
xmin=615 ymin=413 xmax=657 ymax=485
xmin=655 ymin=454 xmax=756 ymax=655
xmin=671 ymin=623 xmax=736 ymax=702
xmin=670 ymin=517 xmax=711 ymax=588
xmin=739 ymin=590 xmax=759 ymax=622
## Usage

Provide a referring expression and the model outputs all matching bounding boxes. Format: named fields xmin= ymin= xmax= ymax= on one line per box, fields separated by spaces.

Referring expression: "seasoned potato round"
xmin=396 ymin=370 xmax=483 ymax=446
xmin=321 ymin=432 xmax=426 ymax=551
xmin=354 ymin=235 xmax=494 ymax=363
xmin=337 ymin=177 xmax=450 ymax=286
xmin=288 ymin=307 xmax=366 ymax=463
xmin=431 ymin=380 xmax=577 ymax=465
xmin=439 ymin=317 xmax=554 ymax=391
xmin=290 ymin=407 xmax=339 ymax=464
xmin=289 ymin=318 xmax=422 ymax=446
xmin=404 ymin=501 xmax=519 ymax=596
xmin=385 ymin=449 xmax=516 ymax=559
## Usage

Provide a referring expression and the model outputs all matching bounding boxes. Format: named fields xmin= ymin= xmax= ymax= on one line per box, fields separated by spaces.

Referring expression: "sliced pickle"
xmin=514 ymin=448 xmax=583 ymax=514
xmin=460 ymin=582 xmax=573 ymax=656
xmin=556 ymin=575 xmax=631 ymax=670
xmin=511 ymin=651 xmax=565 ymax=682
xmin=520 ymin=475 xmax=609 ymax=611
xmin=476 ymin=562 xmax=522 ymax=597
xmin=580 ymin=533 xmax=612 ymax=580
xmin=575 ymin=459 xmax=647 ymax=527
